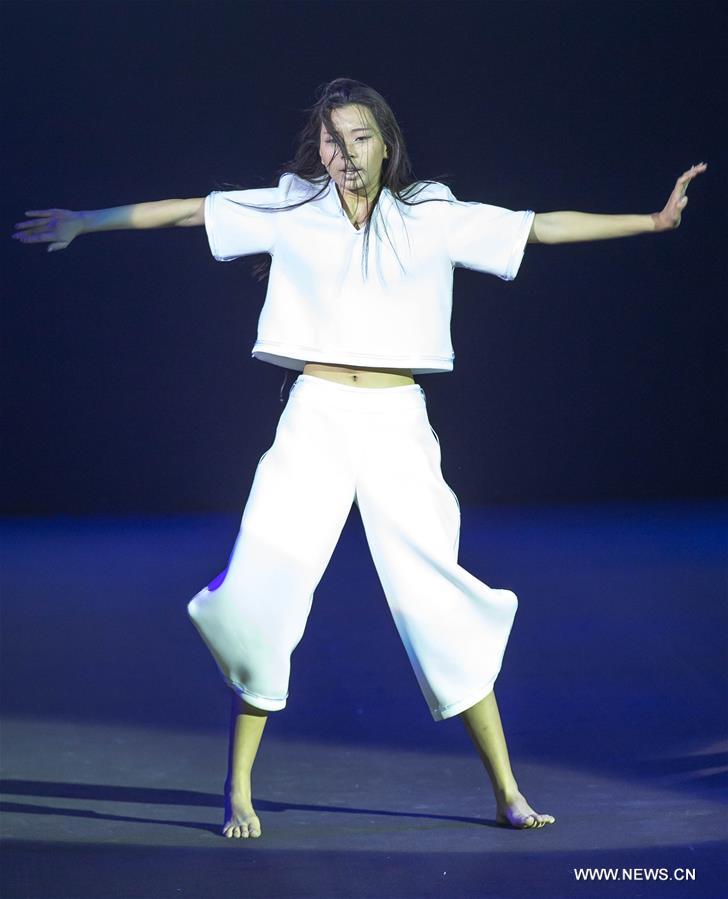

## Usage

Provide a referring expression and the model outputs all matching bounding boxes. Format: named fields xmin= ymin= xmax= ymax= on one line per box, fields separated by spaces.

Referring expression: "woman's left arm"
xmin=527 ymin=162 xmax=707 ymax=244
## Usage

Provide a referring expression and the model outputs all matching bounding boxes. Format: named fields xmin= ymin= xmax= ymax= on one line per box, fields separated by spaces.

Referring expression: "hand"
xmin=12 ymin=208 xmax=85 ymax=252
xmin=651 ymin=162 xmax=707 ymax=232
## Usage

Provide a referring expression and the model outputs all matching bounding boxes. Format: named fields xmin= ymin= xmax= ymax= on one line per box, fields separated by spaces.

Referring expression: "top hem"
xmin=251 ymin=341 xmax=455 ymax=374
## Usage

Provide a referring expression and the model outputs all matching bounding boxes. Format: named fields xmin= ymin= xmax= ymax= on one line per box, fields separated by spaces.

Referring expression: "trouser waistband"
xmin=290 ymin=374 xmax=426 ymax=411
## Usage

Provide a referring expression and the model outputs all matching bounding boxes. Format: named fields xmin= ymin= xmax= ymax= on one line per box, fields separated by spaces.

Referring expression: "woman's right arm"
xmin=12 ymin=197 xmax=205 ymax=252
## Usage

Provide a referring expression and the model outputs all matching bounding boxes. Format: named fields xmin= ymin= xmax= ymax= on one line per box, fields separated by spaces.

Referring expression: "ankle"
xmin=225 ymin=774 xmax=252 ymax=797
xmin=495 ymin=781 xmax=521 ymax=804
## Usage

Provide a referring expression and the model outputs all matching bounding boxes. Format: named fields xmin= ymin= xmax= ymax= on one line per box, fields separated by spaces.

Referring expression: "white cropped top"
xmin=204 ymin=173 xmax=534 ymax=373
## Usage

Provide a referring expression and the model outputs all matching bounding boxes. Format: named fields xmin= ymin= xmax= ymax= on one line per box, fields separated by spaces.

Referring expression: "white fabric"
xmin=187 ymin=375 xmax=519 ymax=721
xmin=204 ymin=175 xmax=534 ymax=374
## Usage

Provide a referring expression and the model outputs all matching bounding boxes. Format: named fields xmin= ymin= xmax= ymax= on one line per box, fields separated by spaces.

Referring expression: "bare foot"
xmin=495 ymin=790 xmax=555 ymax=829
xmin=222 ymin=791 xmax=262 ymax=839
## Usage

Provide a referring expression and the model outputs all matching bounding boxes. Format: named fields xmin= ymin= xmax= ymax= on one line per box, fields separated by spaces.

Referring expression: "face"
xmin=319 ymin=103 xmax=388 ymax=199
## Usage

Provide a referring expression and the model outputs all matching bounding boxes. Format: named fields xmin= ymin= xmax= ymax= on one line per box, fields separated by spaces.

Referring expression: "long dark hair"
xmin=220 ymin=77 xmax=451 ymax=281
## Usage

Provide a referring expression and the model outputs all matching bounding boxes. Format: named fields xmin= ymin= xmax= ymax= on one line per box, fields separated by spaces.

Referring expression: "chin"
xmin=346 ymin=178 xmax=368 ymax=193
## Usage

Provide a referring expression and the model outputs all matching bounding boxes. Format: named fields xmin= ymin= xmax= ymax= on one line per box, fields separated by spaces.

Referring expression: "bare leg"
xmin=222 ymin=694 xmax=268 ymax=838
xmin=460 ymin=690 xmax=555 ymax=828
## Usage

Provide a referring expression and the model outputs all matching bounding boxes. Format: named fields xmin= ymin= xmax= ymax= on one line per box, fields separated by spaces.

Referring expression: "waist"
xmin=302 ymin=361 xmax=415 ymax=388
xmin=291 ymin=374 xmax=425 ymax=411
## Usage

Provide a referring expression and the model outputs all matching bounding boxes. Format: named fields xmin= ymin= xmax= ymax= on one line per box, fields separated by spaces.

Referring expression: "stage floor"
xmin=1 ymin=501 xmax=726 ymax=897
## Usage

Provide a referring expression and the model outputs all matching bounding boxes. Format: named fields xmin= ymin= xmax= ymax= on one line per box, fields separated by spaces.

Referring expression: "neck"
xmin=335 ymin=181 xmax=380 ymax=224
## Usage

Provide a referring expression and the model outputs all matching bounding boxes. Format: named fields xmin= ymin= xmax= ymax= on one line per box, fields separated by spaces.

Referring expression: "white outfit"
xmin=187 ymin=375 xmax=518 ymax=721
xmin=187 ymin=175 xmax=532 ymax=720
xmin=204 ymin=174 xmax=534 ymax=373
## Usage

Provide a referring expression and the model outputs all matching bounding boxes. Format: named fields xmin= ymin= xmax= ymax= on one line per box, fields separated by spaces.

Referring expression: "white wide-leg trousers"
xmin=187 ymin=374 xmax=518 ymax=721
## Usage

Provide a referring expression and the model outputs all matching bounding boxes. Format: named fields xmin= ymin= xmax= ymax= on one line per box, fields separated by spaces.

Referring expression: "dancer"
xmin=13 ymin=78 xmax=705 ymax=841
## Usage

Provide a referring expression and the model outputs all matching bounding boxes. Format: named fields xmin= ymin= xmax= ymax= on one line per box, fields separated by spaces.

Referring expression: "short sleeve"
xmin=442 ymin=186 xmax=535 ymax=281
xmin=204 ymin=174 xmax=300 ymax=261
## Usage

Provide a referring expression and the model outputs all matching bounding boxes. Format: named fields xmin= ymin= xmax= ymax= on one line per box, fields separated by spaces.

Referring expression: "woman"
xmin=13 ymin=78 xmax=705 ymax=841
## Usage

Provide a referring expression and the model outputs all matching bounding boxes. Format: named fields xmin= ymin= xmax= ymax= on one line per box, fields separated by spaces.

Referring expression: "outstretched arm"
xmin=12 ymin=197 xmax=205 ymax=253
xmin=527 ymin=162 xmax=707 ymax=244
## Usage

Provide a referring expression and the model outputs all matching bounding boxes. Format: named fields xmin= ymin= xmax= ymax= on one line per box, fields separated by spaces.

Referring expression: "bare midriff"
xmin=302 ymin=361 xmax=415 ymax=388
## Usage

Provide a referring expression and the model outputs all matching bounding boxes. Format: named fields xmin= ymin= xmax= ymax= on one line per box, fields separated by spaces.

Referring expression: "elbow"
xmin=528 ymin=213 xmax=558 ymax=245
xmin=178 ymin=198 xmax=205 ymax=227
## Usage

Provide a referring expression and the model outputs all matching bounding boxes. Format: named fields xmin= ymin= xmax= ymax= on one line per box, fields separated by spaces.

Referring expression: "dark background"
xmin=2 ymin=0 xmax=725 ymax=515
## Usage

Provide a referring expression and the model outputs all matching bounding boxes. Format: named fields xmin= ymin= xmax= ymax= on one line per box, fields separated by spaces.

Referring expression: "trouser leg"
xmin=354 ymin=396 xmax=518 ymax=721
xmin=187 ymin=386 xmax=355 ymax=711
